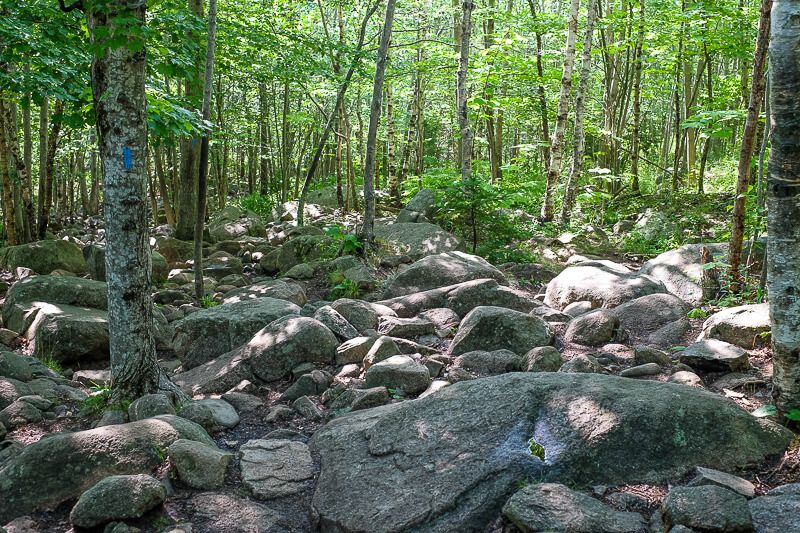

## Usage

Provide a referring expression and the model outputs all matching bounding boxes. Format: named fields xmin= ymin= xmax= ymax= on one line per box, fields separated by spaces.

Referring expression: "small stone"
xmin=178 ymin=399 xmax=239 ymax=433
xmin=559 ymin=354 xmax=604 ymax=374
xmin=364 ymin=354 xmax=431 ymax=395
xmin=620 ymin=363 xmax=663 ymax=378
xmin=688 ymin=467 xmax=755 ymax=498
xmin=633 ymin=345 xmax=672 ymax=366
xmin=280 ymin=370 xmax=333 ymax=402
xmin=362 ymin=336 xmax=401 ymax=368
xmin=525 ymin=346 xmax=563 ymax=372
xmin=69 ymin=474 xmax=167 ymax=528
xmin=292 ymin=396 xmax=324 ymax=420
xmin=168 ymin=439 xmax=232 ymax=490
xmin=128 ymin=394 xmax=175 ymax=421
xmin=662 ymin=485 xmax=752 ymax=532
xmin=336 ymin=336 xmax=378 ymax=365
xmin=265 ymin=405 xmax=296 ymax=422
xmin=679 ymin=339 xmax=750 ymax=372
xmin=239 ymin=439 xmax=314 ymax=499
xmin=668 ymin=370 xmax=705 ymax=388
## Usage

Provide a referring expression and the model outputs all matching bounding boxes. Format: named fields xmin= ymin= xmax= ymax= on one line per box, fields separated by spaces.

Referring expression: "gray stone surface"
xmin=310 ymin=373 xmax=791 ymax=532
xmin=168 ymin=439 xmax=232 ymax=490
xmin=382 ymin=251 xmax=505 ymax=298
xmin=503 ymin=483 xmax=647 ymax=533
xmin=662 ymin=485 xmax=752 ymax=532
xmin=450 ymin=306 xmax=552 ymax=356
xmin=679 ymin=339 xmax=750 ymax=372
xmin=240 ymin=439 xmax=314 ymax=499
xmin=69 ymin=474 xmax=166 ymax=528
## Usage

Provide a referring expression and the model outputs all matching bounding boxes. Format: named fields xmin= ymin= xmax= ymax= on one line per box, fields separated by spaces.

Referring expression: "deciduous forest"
xmin=0 ymin=0 xmax=798 ymax=531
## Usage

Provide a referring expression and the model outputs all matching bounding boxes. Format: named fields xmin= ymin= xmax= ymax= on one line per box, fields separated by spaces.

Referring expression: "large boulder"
xmin=310 ymin=373 xmax=791 ymax=532
xmin=69 ymin=474 xmax=167 ymax=528
xmin=379 ymin=278 xmax=538 ymax=318
xmin=172 ymin=297 xmax=301 ymax=369
xmin=639 ymin=243 xmax=728 ymax=305
xmin=450 ymin=306 xmax=552 ymax=356
xmin=248 ymin=316 xmax=339 ymax=382
xmin=0 ymin=415 xmax=213 ymax=524
xmin=374 ymin=222 xmax=462 ymax=260
xmin=503 ymin=483 xmax=647 ymax=533
xmin=84 ymin=244 xmax=169 ymax=284
xmin=207 ymin=206 xmax=267 ymax=242
xmin=698 ymin=303 xmax=770 ymax=349
xmin=396 ymin=188 xmax=437 ymax=223
xmin=608 ymin=293 xmax=690 ymax=343
xmin=155 ymin=237 xmax=194 ymax=265
xmin=3 ymin=275 xmax=172 ymax=362
xmin=221 ymin=279 xmax=307 ymax=306
xmin=276 ymin=235 xmax=334 ymax=273
xmin=383 ymin=251 xmax=505 ymax=298
xmin=0 ymin=239 xmax=87 ymax=274
xmin=545 ymin=260 xmax=666 ymax=310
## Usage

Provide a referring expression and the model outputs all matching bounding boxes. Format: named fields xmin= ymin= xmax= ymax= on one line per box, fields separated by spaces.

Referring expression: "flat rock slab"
xmin=181 ymin=492 xmax=306 ymax=533
xmin=503 ymin=483 xmax=646 ymax=533
xmin=310 ymin=373 xmax=791 ymax=532
xmin=240 ymin=439 xmax=314 ymax=499
xmin=679 ymin=339 xmax=750 ymax=372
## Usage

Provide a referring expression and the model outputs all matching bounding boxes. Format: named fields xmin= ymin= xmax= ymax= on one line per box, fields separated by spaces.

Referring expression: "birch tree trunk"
xmin=630 ymin=0 xmax=645 ymax=192
xmin=728 ymin=0 xmax=772 ymax=293
xmin=457 ymin=0 xmax=474 ymax=183
xmin=540 ymin=0 xmax=580 ymax=221
xmin=559 ymin=0 xmax=597 ymax=224
xmin=767 ymin=0 xmax=800 ymax=416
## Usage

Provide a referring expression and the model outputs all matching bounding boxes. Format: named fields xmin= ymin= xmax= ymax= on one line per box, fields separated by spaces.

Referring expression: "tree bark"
xmin=767 ymin=0 xmax=800 ymax=417
xmin=728 ymin=0 xmax=772 ymax=293
xmin=540 ymin=0 xmax=580 ymax=221
xmin=195 ymin=0 xmax=218 ymax=301
xmin=86 ymin=0 xmax=176 ymax=401
xmin=361 ymin=0 xmax=397 ymax=243
xmin=559 ymin=0 xmax=597 ymax=224
xmin=630 ymin=0 xmax=645 ymax=193
xmin=527 ymin=0 xmax=551 ymax=174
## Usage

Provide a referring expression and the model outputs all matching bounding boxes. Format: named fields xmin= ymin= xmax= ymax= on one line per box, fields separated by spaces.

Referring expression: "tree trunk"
xmin=630 ymin=0 xmax=645 ymax=192
xmin=728 ymin=0 xmax=772 ymax=293
xmin=768 ymin=0 xmax=800 ymax=417
xmin=559 ymin=0 xmax=598 ymax=224
xmin=457 ymin=0 xmax=475 ymax=184
xmin=527 ymin=0 xmax=551 ymax=174
xmin=194 ymin=0 xmax=218 ymax=301
xmin=86 ymin=0 xmax=174 ymax=402
xmin=540 ymin=0 xmax=580 ymax=221
xmin=361 ymin=0 xmax=397 ymax=244
xmin=175 ymin=0 xmax=204 ymax=241
xmin=0 ymin=100 xmax=18 ymax=245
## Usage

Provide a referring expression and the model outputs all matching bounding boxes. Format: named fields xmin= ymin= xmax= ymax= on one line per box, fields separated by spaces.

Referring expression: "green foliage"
xmin=687 ymin=308 xmax=709 ymax=319
xmin=751 ymin=404 xmax=800 ymax=426
xmin=328 ymin=271 xmax=362 ymax=299
xmin=200 ymin=295 xmax=219 ymax=308
xmin=324 ymin=225 xmax=363 ymax=255
xmin=37 ymin=353 xmax=62 ymax=374
xmin=239 ymin=193 xmax=277 ymax=222
xmin=528 ymin=438 xmax=545 ymax=461
xmin=81 ymin=383 xmax=113 ymax=414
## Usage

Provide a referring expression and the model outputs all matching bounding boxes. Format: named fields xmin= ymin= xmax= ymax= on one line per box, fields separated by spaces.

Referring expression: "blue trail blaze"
xmin=123 ymin=147 xmax=133 ymax=169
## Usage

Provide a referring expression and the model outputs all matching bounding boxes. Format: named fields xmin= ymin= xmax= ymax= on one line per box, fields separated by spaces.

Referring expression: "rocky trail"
xmin=0 ymin=192 xmax=798 ymax=533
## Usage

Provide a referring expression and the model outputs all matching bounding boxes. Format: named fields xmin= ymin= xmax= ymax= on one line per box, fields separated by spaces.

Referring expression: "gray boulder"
xmin=168 ymin=439 xmax=232 ymax=490
xmin=128 ymin=393 xmax=175 ymax=421
xmin=453 ymin=349 xmax=523 ymax=375
xmin=240 ymin=439 xmax=314 ymax=499
xmin=640 ymin=243 xmax=728 ymax=305
xmin=0 ymin=239 xmax=87 ymax=274
xmin=172 ymin=297 xmax=301 ymax=369
xmin=379 ymin=278 xmax=538 ymax=318
xmin=383 ymin=251 xmax=505 ymax=298
xmin=0 ymin=415 xmax=213 ymax=523
xmin=374 ymin=222 xmax=462 ymax=260
xmin=564 ymin=310 xmax=625 ymax=347
xmin=396 ymin=188 xmax=437 ymax=223
xmin=310 ymin=373 xmax=791 ymax=532
xmin=699 ymin=303 xmax=770 ymax=349
xmin=525 ymin=346 xmax=564 ymax=372
xmin=178 ymin=398 xmax=240 ymax=432
xmin=662 ymin=485 xmax=752 ymax=532
xmin=450 ymin=306 xmax=552 ymax=356
xmin=330 ymin=298 xmax=396 ymax=332
xmin=545 ymin=260 xmax=666 ymax=310
xmin=749 ymin=485 xmax=800 ymax=533
xmin=364 ymin=355 xmax=431 ymax=395
xmin=247 ymin=316 xmax=339 ymax=382
xmin=208 ymin=206 xmax=267 ymax=242
xmin=608 ymin=293 xmax=690 ymax=343
xmin=221 ymin=279 xmax=307 ymax=306
xmin=69 ymin=474 xmax=166 ymax=528
xmin=679 ymin=339 xmax=751 ymax=372
xmin=503 ymin=483 xmax=646 ymax=533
